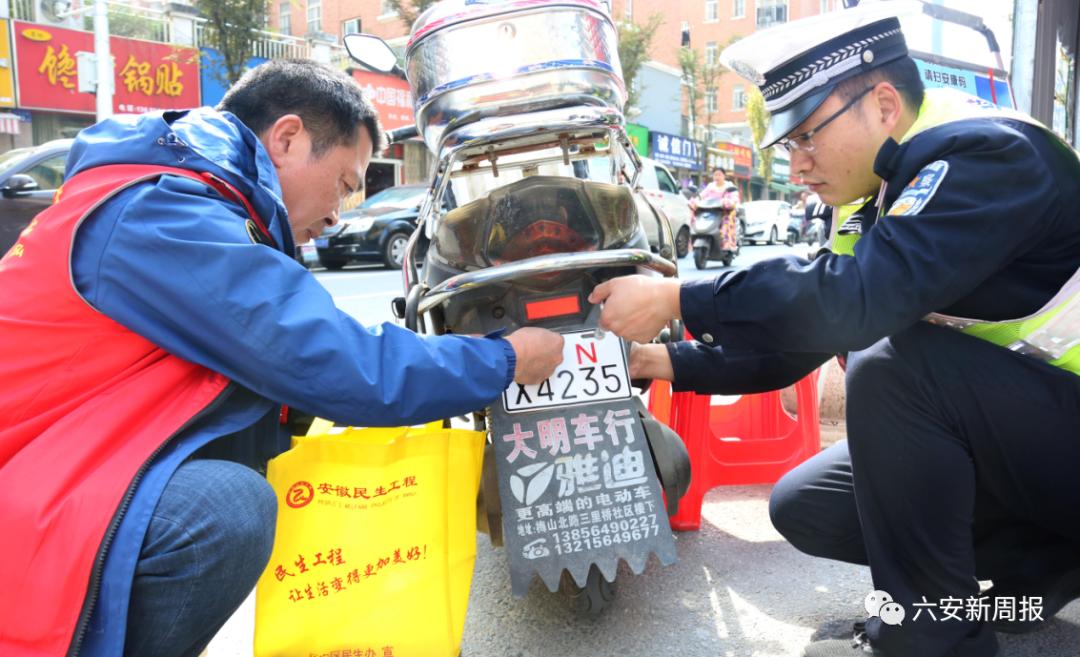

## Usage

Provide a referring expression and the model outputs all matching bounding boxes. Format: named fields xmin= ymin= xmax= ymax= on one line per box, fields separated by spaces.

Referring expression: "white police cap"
xmin=720 ymin=1 xmax=920 ymax=148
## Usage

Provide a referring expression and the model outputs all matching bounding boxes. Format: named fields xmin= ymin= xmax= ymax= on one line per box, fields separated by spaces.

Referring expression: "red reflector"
xmin=525 ymin=295 xmax=581 ymax=321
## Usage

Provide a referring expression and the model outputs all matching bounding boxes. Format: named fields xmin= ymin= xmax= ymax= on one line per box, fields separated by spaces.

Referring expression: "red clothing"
xmin=0 ymin=165 xmax=240 ymax=656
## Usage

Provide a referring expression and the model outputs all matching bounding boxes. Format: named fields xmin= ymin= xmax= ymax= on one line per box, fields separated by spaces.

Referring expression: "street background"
xmin=206 ymin=243 xmax=1080 ymax=657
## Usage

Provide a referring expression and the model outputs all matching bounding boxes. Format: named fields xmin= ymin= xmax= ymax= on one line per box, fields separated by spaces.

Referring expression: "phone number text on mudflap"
xmin=552 ymin=515 xmax=660 ymax=555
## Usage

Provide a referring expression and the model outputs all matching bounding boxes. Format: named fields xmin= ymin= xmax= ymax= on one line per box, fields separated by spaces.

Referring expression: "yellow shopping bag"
xmin=254 ymin=421 xmax=485 ymax=657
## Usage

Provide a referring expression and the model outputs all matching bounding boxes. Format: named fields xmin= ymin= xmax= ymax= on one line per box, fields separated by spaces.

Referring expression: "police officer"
xmin=589 ymin=5 xmax=1080 ymax=657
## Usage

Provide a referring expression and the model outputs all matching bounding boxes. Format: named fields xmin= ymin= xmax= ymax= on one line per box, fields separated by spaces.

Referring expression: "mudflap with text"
xmin=488 ymin=398 xmax=677 ymax=596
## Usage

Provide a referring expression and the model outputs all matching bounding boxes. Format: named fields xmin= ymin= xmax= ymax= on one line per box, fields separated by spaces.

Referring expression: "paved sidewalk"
xmin=209 ymin=484 xmax=1080 ymax=657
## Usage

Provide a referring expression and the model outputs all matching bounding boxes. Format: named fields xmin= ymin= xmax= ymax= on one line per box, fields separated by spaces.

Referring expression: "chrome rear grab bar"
xmin=417 ymin=248 xmax=676 ymax=315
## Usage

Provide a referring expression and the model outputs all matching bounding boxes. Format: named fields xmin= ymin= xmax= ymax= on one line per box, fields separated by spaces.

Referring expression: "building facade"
xmin=610 ymin=0 xmax=838 ymax=198
xmin=265 ymin=0 xmax=842 ymax=199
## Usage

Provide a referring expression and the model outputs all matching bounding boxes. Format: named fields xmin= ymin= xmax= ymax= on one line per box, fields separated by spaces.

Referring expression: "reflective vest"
xmin=0 ymin=165 xmax=262 ymax=656
xmin=832 ymin=88 xmax=1080 ymax=375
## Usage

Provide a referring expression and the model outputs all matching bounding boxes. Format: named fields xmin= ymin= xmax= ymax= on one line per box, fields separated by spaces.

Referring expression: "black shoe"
xmin=987 ymin=564 xmax=1080 ymax=634
xmin=804 ymin=621 xmax=886 ymax=657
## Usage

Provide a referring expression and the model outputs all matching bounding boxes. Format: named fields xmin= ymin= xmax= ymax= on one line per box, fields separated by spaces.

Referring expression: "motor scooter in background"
xmin=691 ymin=197 xmax=742 ymax=269
xmin=786 ymin=208 xmax=826 ymax=247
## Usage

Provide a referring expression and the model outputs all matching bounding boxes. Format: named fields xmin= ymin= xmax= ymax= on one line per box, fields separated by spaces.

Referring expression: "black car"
xmin=316 ymin=184 xmax=427 ymax=270
xmin=0 ymin=139 xmax=73 ymax=256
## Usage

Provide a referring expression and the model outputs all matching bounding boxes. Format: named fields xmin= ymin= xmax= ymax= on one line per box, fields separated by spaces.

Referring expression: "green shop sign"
xmin=625 ymin=123 xmax=650 ymax=157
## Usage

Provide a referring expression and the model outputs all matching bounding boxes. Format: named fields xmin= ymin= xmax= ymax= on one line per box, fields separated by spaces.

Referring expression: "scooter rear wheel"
xmin=560 ymin=565 xmax=616 ymax=619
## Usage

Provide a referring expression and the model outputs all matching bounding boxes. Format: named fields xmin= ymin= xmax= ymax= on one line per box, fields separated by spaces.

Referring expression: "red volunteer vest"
xmin=0 ymin=165 xmax=265 ymax=656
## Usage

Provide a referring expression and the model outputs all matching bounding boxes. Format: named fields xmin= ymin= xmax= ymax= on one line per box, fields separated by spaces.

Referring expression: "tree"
xmin=617 ymin=14 xmax=664 ymax=113
xmin=384 ymin=0 xmax=440 ymax=31
xmin=82 ymin=2 xmax=164 ymax=42
xmin=195 ymin=0 xmax=268 ymax=86
xmin=677 ymin=47 xmax=723 ymax=170
xmin=678 ymin=47 xmax=701 ymax=141
xmin=745 ymin=85 xmax=772 ymax=195
xmin=1055 ymin=42 xmax=1075 ymax=140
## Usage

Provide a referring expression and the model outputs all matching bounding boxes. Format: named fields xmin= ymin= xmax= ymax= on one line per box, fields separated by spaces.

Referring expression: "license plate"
xmin=502 ymin=329 xmax=631 ymax=413
xmin=315 ymin=238 xmax=329 ymax=248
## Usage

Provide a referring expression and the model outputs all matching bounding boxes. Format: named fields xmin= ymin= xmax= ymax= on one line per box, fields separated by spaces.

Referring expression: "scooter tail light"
xmin=524 ymin=295 xmax=581 ymax=321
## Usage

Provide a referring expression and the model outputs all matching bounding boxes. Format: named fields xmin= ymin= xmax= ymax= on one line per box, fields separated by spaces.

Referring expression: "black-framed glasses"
xmin=775 ymin=86 xmax=875 ymax=155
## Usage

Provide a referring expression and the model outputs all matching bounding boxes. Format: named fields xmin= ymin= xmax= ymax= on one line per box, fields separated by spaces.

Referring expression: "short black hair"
xmin=713 ymin=167 xmax=727 ymax=175
xmin=835 ymin=56 xmax=925 ymax=112
xmin=218 ymin=59 xmax=386 ymax=157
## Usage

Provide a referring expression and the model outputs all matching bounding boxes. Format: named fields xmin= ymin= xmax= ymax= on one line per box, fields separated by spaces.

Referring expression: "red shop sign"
xmin=350 ymin=69 xmax=415 ymax=132
xmin=716 ymin=141 xmax=753 ymax=169
xmin=14 ymin=20 xmax=200 ymax=115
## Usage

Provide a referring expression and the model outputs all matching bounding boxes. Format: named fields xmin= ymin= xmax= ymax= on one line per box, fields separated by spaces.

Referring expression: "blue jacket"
xmin=67 ymin=108 xmax=514 ymax=656
xmin=669 ymin=117 xmax=1080 ymax=393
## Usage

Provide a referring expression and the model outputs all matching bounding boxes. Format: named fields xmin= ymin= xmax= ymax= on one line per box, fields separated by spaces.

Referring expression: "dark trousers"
xmin=769 ymin=322 xmax=1080 ymax=657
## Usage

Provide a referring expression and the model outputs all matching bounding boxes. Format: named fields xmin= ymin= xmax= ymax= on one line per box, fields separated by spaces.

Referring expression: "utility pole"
xmin=93 ymin=0 xmax=112 ymax=121
xmin=72 ymin=1 xmax=113 ymax=121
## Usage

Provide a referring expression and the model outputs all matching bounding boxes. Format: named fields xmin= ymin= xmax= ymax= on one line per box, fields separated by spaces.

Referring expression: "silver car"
xmin=635 ymin=156 xmax=692 ymax=258
xmin=741 ymin=200 xmax=792 ymax=245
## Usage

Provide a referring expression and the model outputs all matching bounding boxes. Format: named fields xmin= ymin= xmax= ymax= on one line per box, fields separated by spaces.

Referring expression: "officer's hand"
xmin=588 ymin=275 xmax=682 ymax=344
xmin=505 ymin=327 xmax=565 ymax=385
xmin=628 ymin=343 xmax=674 ymax=381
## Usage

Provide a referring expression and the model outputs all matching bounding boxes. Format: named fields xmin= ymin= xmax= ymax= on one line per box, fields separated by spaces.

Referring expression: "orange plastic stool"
xmin=648 ymin=372 xmax=821 ymax=531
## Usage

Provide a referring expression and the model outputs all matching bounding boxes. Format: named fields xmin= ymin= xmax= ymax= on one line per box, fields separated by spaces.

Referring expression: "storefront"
xmin=649 ymin=130 xmax=702 ymax=192
xmin=12 ymin=20 xmax=200 ymax=145
xmin=770 ymin=157 xmax=803 ymax=201
xmin=350 ymin=68 xmax=423 ymax=202
xmin=0 ymin=19 xmax=23 ymax=151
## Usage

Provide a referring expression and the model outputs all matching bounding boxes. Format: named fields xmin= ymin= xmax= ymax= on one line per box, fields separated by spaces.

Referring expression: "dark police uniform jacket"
xmin=667 ymin=104 xmax=1080 ymax=394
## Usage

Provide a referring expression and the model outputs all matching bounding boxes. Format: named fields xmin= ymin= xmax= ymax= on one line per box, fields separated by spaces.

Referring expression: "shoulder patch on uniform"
xmin=887 ymin=160 xmax=949 ymax=216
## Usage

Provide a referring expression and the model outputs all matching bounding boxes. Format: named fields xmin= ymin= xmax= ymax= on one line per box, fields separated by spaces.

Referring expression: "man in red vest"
xmin=0 ymin=59 xmax=562 ymax=657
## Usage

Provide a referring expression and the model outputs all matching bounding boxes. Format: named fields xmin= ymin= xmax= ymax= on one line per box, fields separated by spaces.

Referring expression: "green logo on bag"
xmin=286 ymin=481 xmax=315 ymax=508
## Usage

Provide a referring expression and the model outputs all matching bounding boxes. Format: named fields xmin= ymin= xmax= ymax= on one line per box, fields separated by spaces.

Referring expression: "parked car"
xmin=316 ymin=184 xmax=427 ymax=270
xmin=0 ymin=139 xmax=73 ymax=256
xmin=294 ymin=240 xmax=320 ymax=268
xmin=636 ymin=156 xmax=692 ymax=258
xmin=741 ymin=200 xmax=792 ymax=245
